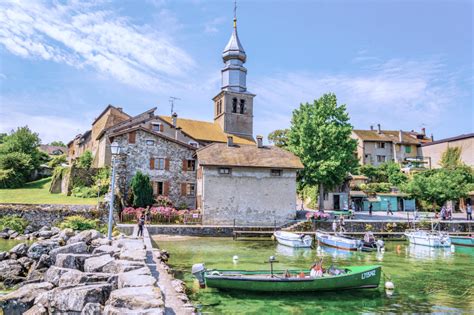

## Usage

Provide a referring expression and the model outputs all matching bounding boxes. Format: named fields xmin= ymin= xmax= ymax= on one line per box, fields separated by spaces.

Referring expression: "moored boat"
xmin=316 ymin=232 xmax=362 ymax=251
xmin=273 ymin=231 xmax=313 ymax=248
xmin=404 ymin=230 xmax=451 ymax=247
xmin=361 ymin=231 xmax=385 ymax=252
xmin=450 ymin=236 xmax=474 ymax=247
xmin=192 ymin=263 xmax=382 ymax=292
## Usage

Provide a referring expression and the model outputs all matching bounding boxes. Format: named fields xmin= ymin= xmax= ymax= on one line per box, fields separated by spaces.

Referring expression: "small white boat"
xmin=404 ymin=230 xmax=451 ymax=247
xmin=273 ymin=231 xmax=313 ymax=248
xmin=315 ymin=232 xmax=362 ymax=251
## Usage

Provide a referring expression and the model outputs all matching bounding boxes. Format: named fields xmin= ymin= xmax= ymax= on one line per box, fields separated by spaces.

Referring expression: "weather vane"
xmin=233 ymin=0 xmax=237 ymax=27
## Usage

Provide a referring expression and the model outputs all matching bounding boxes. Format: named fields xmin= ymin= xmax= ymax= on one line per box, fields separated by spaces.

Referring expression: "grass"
xmin=0 ymin=177 xmax=98 ymax=205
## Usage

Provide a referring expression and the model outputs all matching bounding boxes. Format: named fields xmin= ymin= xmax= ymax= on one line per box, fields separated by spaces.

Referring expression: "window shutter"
xmin=165 ymin=158 xmax=170 ymax=170
xmin=164 ymin=182 xmax=169 ymax=196
xmin=152 ymin=182 xmax=157 ymax=195
xmin=128 ymin=131 xmax=136 ymax=144
xmin=181 ymin=183 xmax=187 ymax=196
xmin=150 ymin=158 xmax=154 ymax=170
xmin=159 ymin=124 xmax=164 ymax=132
xmin=182 ymin=159 xmax=187 ymax=171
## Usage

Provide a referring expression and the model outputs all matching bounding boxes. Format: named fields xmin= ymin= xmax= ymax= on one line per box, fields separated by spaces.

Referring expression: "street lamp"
xmin=108 ymin=141 xmax=121 ymax=240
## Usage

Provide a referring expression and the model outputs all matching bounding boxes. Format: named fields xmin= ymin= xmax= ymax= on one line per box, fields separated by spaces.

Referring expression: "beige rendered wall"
xmin=200 ymin=166 xmax=297 ymax=226
xmin=422 ymin=137 xmax=474 ymax=168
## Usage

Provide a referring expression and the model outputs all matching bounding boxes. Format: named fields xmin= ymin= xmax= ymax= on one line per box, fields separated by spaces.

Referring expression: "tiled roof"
xmin=352 ymin=129 xmax=430 ymax=145
xmin=196 ymin=143 xmax=304 ymax=169
xmin=39 ymin=145 xmax=67 ymax=155
xmin=421 ymin=133 xmax=474 ymax=147
xmin=159 ymin=116 xmax=255 ymax=145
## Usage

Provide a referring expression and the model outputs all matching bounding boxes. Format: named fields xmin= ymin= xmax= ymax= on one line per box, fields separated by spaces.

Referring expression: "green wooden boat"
xmin=451 ymin=236 xmax=474 ymax=247
xmin=192 ymin=264 xmax=382 ymax=292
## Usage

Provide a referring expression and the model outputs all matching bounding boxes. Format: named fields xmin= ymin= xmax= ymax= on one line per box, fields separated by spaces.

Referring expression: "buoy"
xmin=232 ymin=255 xmax=239 ymax=261
xmin=385 ymin=281 xmax=395 ymax=290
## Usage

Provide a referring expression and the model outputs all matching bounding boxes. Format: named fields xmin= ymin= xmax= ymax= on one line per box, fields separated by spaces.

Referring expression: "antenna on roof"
xmin=169 ymin=96 xmax=181 ymax=116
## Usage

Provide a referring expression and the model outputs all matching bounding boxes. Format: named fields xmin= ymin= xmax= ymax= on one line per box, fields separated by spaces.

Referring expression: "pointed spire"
xmin=223 ymin=0 xmax=246 ymax=63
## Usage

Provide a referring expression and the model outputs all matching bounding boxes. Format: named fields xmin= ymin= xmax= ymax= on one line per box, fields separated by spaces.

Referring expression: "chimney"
xmin=377 ymin=124 xmax=381 ymax=134
xmin=172 ymin=112 xmax=177 ymax=127
xmin=421 ymin=127 xmax=426 ymax=135
xmin=398 ymin=130 xmax=403 ymax=143
xmin=256 ymin=135 xmax=263 ymax=148
xmin=430 ymin=134 xmax=434 ymax=142
xmin=227 ymin=136 xmax=234 ymax=147
xmin=370 ymin=125 xmax=374 ymax=131
xmin=175 ymin=127 xmax=181 ymax=140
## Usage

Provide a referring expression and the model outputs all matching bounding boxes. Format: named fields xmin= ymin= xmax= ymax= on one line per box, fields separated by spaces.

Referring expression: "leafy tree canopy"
xmin=358 ymin=162 xmax=407 ymax=187
xmin=287 ymin=93 xmax=358 ymax=209
xmin=49 ymin=141 xmax=66 ymax=147
xmin=48 ymin=154 xmax=67 ymax=168
xmin=77 ymin=151 xmax=93 ymax=169
xmin=0 ymin=126 xmax=42 ymax=168
xmin=130 ymin=171 xmax=154 ymax=208
xmin=268 ymin=129 xmax=289 ymax=148
xmin=439 ymin=146 xmax=462 ymax=169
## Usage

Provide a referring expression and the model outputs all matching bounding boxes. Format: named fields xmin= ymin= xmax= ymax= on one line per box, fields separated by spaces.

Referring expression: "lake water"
xmin=154 ymin=236 xmax=474 ymax=314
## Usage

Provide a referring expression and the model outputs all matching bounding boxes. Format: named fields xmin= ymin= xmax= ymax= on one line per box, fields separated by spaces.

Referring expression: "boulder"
xmin=119 ymin=249 xmax=146 ymax=261
xmin=18 ymin=256 xmax=34 ymax=269
xmin=92 ymin=245 xmax=117 ymax=255
xmin=0 ymin=282 xmax=54 ymax=315
xmin=9 ymin=243 xmax=29 ymax=257
xmin=83 ymin=254 xmax=115 ymax=272
xmin=44 ymin=266 xmax=78 ymax=286
xmin=0 ymin=259 xmax=23 ymax=281
xmin=117 ymin=273 xmax=156 ymax=288
xmin=91 ymin=238 xmax=111 ymax=247
xmin=103 ymin=306 xmax=165 ymax=315
xmin=0 ymin=251 xmax=8 ymax=261
xmin=36 ymin=253 xmax=52 ymax=269
xmin=67 ymin=230 xmax=101 ymax=245
xmin=51 ymin=226 xmax=61 ymax=234
xmin=105 ymin=286 xmax=164 ymax=312
xmin=55 ymin=253 xmax=93 ymax=271
xmin=119 ymin=266 xmax=152 ymax=277
xmin=49 ymin=241 xmax=89 ymax=263
xmin=3 ymin=276 xmax=26 ymax=287
xmin=38 ymin=230 xmax=55 ymax=239
xmin=58 ymin=228 xmax=75 ymax=242
xmin=172 ymin=279 xmax=186 ymax=294
xmin=59 ymin=270 xmax=115 ymax=287
xmin=10 ymin=232 xmax=19 ymax=239
xmin=0 ymin=232 xmax=9 ymax=239
xmin=113 ymin=238 xmax=145 ymax=251
xmin=101 ymin=259 xmax=145 ymax=274
xmin=23 ymin=304 xmax=48 ymax=315
xmin=81 ymin=302 xmax=104 ymax=315
xmin=47 ymin=283 xmax=113 ymax=313
xmin=26 ymin=268 xmax=46 ymax=282
xmin=27 ymin=240 xmax=59 ymax=260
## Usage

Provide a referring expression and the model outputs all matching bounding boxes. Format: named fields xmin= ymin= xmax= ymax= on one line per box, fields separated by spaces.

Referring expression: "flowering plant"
xmin=306 ymin=211 xmax=329 ymax=221
xmin=155 ymin=195 xmax=173 ymax=207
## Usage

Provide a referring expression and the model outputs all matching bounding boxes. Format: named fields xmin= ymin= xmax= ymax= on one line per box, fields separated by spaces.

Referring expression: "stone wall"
xmin=0 ymin=204 xmax=107 ymax=230
xmin=50 ymin=167 xmax=99 ymax=195
xmin=200 ymin=166 xmax=297 ymax=226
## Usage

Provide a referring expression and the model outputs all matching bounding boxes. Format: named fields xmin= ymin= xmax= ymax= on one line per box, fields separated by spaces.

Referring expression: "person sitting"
xmin=284 ymin=270 xmax=291 ymax=278
xmin=310 ymin=262 xmax=323 ymax=278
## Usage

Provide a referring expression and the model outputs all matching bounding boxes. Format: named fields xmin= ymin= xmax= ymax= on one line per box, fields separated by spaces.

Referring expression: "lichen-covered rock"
xmin=104 ymin=286 xmax=164 ymax=313
xmin=0 ymin=282 xmax=54 ymax=315
xmin=83 ymin=254 xmax=114 ymax=272
xmin=0 ymin=259 xmax=23 ymax=281
xmin=67 ymin=230 xmax=101 ymax=245
xmin=27 ymin=240 xmax=59 ymax=260
xmin=49 ymin=241 xmax=89 ymax=263
xmin=9 ymin=243 xmax=29 ymax=257
xmin=81 ymin=302 xmax=104 ymax=315
xmin=117 ymin=273 xmax=156 ymax=288
xmin=55 ymin=253 xmax=93 ymax=271
xmin=47 ymin=283 xmax=113 ymax=313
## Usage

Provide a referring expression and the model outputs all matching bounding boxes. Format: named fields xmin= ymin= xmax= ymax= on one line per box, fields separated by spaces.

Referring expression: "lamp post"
xmin=108 ymin=141 xmax=121 ymax=240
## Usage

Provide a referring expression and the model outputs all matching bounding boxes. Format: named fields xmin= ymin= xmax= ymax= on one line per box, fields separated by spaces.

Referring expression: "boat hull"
xmin=451 ymin=236 xmax=474 ymax=247
xmin=404 ymin=231 xmax=451 ymax=247
xmin=204 ymin=265 xmax=381 ymax=292
xmin=316 ymin=232 xmax=361 ymax=251
xmin=274 ymin=231 xmax=313 ymax=248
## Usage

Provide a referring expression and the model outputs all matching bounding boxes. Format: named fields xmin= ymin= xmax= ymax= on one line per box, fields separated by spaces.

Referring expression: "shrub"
xmin=59 ymin=215 xmax=99 ymax=231
xmin=77 ymin=151 xmax=93 ymax=169
xmin=131 ymin=171 xmax=154 ymax=208
xmin=71 ymin=186 xmax=98 ymax=198
xmin=0 ymin=215 xmax=29 ymax=233
xmin=48 ymin=154 xmax=67 ymax=168
xmin=93 ymin=168 xmax=111 ymax=195
xmin=0 ymin=152 xmax=33 ymax=188
xmin=156 ymin=195 xmax=173 ymax=207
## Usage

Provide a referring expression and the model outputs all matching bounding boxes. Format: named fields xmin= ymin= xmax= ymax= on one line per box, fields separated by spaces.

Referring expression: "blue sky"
xmin=0 ymin=0 xmax=472 ymax=144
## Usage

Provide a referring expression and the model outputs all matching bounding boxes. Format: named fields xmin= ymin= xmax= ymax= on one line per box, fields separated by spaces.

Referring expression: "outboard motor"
xmin=192 ymin=263 xmax=206 ymax=288
xmin=376 ymin=239 xmax=385 ymax=250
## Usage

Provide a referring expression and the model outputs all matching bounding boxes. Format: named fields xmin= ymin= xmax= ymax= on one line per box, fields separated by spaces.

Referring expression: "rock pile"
xmin=0 ymin=228 xmax=165 ymax=314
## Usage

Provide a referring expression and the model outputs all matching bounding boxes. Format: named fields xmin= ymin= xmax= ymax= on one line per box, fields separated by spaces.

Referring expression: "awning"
xmin=350 ymin=191 xmax=367 ymax=197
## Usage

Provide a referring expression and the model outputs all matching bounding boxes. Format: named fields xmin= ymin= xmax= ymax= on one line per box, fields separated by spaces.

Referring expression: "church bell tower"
xmin=213 ymin=5 xmax=255 ymax=139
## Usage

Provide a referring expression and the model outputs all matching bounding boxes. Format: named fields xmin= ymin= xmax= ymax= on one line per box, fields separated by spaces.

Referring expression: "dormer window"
xmin=188 ymin=141 xmax=199 ymax=148
xmin=151 ymin=122 xmax=163 ymax=132
xmin=232 ymin=98 xmax=237 ymax=113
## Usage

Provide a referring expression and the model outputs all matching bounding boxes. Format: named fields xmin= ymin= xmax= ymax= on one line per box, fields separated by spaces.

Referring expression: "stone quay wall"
xmin=118 ymin=224 xmax=235 ymax=237
xmin=0 ymin=204 xmax=108 ymax=230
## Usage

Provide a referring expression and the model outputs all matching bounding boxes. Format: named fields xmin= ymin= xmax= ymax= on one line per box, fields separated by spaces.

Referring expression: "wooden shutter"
xmin=149 ymin=158 xmax=154 ymax=170
xmin=165 ymin=158 xmax=170 ymax=170
xmin=181 ymin=183 xmax=187 ymax=196
xmin=152 ymin=182 xmax=157 ymax=195
xmin=182 ymin=159 xmax=187 ymax=171
xmin=163 ymin=182 xmax=169 ymax=196
xmin=128 ymin=131 xmax=136 ymax=144
xmin=159 ymin=124 xmax=164 ymax=132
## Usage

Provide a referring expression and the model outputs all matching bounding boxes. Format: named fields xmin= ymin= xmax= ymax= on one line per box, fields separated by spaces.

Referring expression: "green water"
xmin=155 ymin=236 xmax=474 ymax=314
xmin=0 ymin=239 xmax=26 ymax=252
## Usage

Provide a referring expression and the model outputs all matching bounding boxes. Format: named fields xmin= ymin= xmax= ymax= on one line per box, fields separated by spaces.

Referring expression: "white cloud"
xmin=252 ymin=58 xmax=462 ymax=137
xmin=0 ymin=1 xmax=195 ymax=92
xmin=204 ymin=16 xmax=226 ymax=34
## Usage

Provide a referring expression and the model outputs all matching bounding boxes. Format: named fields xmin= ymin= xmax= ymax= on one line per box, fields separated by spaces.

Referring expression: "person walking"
xmin=137 ymin=213 xmax=145 ymax=237
xmin=332 ymin=219 xmax=337 ymax=233
xmin=369 ymin=203 xmax=373 ymax=216
xmin=387 ymin=202 xmax=394 ymax=216
xmin=440 ymin=205 xmax=447 ymax=220
xmin=467 ymin=203 xmax=472 ymax=221
xmin=145 ymin=206 xmax=151 ymax=224
xmin=339 ymin=215 xmax=346 ymax=233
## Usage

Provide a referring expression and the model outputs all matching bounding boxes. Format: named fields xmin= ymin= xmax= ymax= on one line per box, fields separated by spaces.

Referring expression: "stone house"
xmin=195 ymin=137 xmax=303 ymax=226
xmin=352 ymin=124 xmax=431 ymax=167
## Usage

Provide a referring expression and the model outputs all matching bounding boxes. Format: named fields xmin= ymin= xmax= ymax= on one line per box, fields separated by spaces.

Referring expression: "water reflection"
xmin=453 ymin=245 xmax=474 ymax=256
xmin=275 ymin=244 xmax=312 ymax=258
xmin=317 ymin=245 xmax=355 ymax=259
xmin=406 ymin=244 xmax=452 ymax=260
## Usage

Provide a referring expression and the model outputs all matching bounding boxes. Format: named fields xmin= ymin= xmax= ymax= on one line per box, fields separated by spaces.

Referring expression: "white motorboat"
xmin=273 ymin=231 xmax=313 ymax=248
xmin=404 ymin=230 xmax=451 ymax=247
xmin=315 ymin=232 xmax=362 ymax=251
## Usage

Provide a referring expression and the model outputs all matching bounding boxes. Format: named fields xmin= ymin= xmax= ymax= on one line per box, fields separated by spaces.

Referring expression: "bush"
xmin=360 ymin=182 xmax=391 ymax=194
xmin=93 ymin=168 xmax=111 ymax=195
xmin=131 ymin=171 xmax=154 ymax=208
xmin=0 ymin=152 xmax=33 ymax=188
xmin=0 ymin=215 xmax=29 ymax=233
xmin=71 ymin=186 xmax=98 ymax=198
xmin=59 ymin=215 xmax=99 ymax=231
xmin=77 ymin=151 xmax=93 ymax=169
xmin=48 ymin=154 xmax=67 ymax=168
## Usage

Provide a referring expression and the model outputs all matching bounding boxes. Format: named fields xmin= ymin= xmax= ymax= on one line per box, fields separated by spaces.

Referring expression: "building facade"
xmin=421 ymin=133 xmax=474 ymax=168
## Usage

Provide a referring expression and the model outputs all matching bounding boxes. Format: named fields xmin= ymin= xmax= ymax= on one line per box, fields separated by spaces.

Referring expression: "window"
xmin=155 ymin=158 xmax=165 ymax=170
xmin=239 ymin=99 xmax=245 ymax=114
xmin=151 ymin=123 xmax=162 ymax=132
xmin=187 ymin=159 xmax=196 ymax=171
xmin=188 ymin=141 xmax=199 ymax=148
xmin=153 ymin=182 xmax=164 ymax=195
xmin=405 ymin=146 xmax=412 ymax=153
xmin=376 ymin=142 xmax=385 ymax=149
xmin=232 ymin=98 xmax=237 ymax=113
xmin=271 ymin=169 xmax=282 ymax=176
xmin=219 ymin=168 xmax=231 ymax=175
xmin=323 ymin=192 xmax=329 ymax=200
xmin=146 ymin=140 xmax=155 ymax=146
xmin=186 ymin=183 xmax=195 ymax=196
xmin=376 ymin=155 xmax=386 ymax=163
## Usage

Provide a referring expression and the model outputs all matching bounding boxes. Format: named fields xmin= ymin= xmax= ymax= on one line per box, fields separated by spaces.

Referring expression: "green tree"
xmin=130 ymin=171 xmax=154 ymax=208
xmin=48 ymin=154 xmax=67 ymax=168
xmin=77 ymin=151 xmax=93 ymax=169
xmin=439 ymin=146 xmax=462 ymax=169
xmin=268 ymin=129 xmax=289 ymax=148
xmin=0 ymin=152 xmax=33 ymax=188
xmin=0 ymin=133 xmax=7 ymax=144
xmin=379 ymin=162 xmax=408 ymax=186
xmin=49 ymin=141 xmax=66 ymax=147
xmin=288 ymin=93 xmax=358 ymax=210
xmin=0 ymin=126 xmax=42 ymax=169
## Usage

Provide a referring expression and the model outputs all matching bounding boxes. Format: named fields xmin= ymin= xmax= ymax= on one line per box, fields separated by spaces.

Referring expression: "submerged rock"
xmin=0 ymin=282 xmax=54 ymax=315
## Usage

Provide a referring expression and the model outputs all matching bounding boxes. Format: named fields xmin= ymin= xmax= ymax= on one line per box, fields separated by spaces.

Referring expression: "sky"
xmin=0 ymin=0 xmax=472 ymax=144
